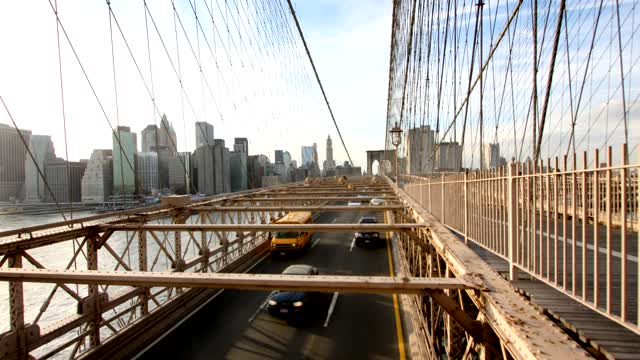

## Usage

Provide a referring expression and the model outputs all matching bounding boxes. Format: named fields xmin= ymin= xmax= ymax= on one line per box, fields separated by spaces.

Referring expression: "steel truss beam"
xmin=220 ymin=196 xmax=398 ymax=201
xmin=104 ymin=224 xmax=422 ymax=232
xmin=0 ymin=269 xmax=479 ymax=294
xmin=190 ymin=205 xmax=403 ymax=212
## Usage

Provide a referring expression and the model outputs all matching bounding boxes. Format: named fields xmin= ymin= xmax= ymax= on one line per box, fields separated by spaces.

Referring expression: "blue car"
xmin=266 ymin=265 xmax=321 ymax=321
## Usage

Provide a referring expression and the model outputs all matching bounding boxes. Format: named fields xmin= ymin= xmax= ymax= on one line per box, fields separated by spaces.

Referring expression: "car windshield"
xmin=274 ymin=231 xmax=299 ymax=238
xmin=359 ymin=218 xmax=377 ymax=224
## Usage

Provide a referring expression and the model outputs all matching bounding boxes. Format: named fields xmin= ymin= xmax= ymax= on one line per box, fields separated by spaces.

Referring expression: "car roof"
xmin=359 ymin=216 xmax=377 ymax=223
xmin=282 ymin=264 xmax=316 ymax=275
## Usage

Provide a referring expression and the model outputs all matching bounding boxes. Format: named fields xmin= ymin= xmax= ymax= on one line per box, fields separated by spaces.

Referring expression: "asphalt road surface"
xmin=137 ymin=210 xmax=405 ymax=360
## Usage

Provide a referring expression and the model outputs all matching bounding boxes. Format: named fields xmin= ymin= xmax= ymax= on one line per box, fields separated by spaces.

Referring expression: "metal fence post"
xmin=441 ymin=174 xmax=446 ymax=224
xmin=508 ymin=162 xmax=519 ymax=280
xmin=464 ymin=172 xmax=469 ymax=244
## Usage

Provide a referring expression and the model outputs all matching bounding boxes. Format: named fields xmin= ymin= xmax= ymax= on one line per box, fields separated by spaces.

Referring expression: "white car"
xmin=370 ymin=198 xmax=385 ymax=206
xmin=348 ymin=200 xmax=361 ymax=206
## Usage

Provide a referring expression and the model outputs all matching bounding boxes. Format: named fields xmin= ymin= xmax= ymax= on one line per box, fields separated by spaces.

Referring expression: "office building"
xmin=230 ymin=151 xmax=248 ymax=192
xmin=24 ymin=135 xmax=56 ymax=202
xmin=482 ymin=143 xmax=501 ymax=170
xmin=405 ymin=125 xmax=435 ymax=174
xmin=195 ymin=121 xmax=214 ymax=148
xmin=234 ymin=137 xmax=248 ymax=154
xmin=301 ymin=146 xmax=314 ymax=167
xmin=274 ymin=150 xmax=284 ymax=164
xmin=112 ymin=126 xmax=138 ymax=195
xmin=0 ymin=124 xmax=31 ymax=201
xmin=81 ymin=149 xmax=113 ymax=202
xmin=248 ymin=155 xmax=268 ymax=189
xmin=323 ymin=135 xmax=336 ymax=175
xmin=159 ymin=114 xmax=177 ymax=154
xmin=168 ymin=152 xmax=192 ymax=194
xmin=436 ymin=142 xmax=462 ymax=171
xmin=195 ymin=145 xmax=215 ymax=195
xmin=141 ymin=125 xmax=158 ymax=153
xmin=137 ymin=152 xmax=159 ymax=194
xmin=43 ymin=158 xmax=87 ymax=203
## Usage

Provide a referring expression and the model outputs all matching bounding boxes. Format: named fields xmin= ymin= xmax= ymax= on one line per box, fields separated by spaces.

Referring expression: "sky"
xmin=0 ymin=0 xmax=392 ymax=170
xmin=386 ymin=0 xmax=640 ymax=169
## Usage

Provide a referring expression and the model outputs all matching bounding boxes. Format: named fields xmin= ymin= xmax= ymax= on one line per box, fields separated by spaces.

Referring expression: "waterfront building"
xmin=137 ymin=152 xmax=159 ymax=194
xmin=112 ymin=126 xmax=138 ymax=195
xmin=230 ymin=151 xmax=248 ymax=192
xmin=24 ymin=135 xmax=56 ymax=202
xmin=81 ymin=149 xmax=113 ymax=202
xmin=195 ymin=121 xmax=214 ymax=148
xmin=234 ymin=137 xmax=248 ymax=154
xmin=168 ymin=152 xmax=192 ymax=194
xmin=141 ymin=124 xmax=158 ymax=153
xmin=43 ymin=158 xmax=87 ymax=203
xmin=0 ymin=124 xmax=31 ymax=201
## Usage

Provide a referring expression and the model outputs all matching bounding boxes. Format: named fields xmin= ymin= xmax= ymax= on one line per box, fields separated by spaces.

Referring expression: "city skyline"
xmin=0 ymin=1 xmax=391 ymax=171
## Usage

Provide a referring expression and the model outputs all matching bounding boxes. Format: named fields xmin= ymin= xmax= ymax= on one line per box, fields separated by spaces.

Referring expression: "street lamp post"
xmin=389 ymin=122 xmax=403 ymax=183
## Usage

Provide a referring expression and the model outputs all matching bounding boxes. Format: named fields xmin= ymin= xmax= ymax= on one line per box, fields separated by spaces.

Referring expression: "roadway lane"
xmin=137 ymin=210 xmax=404 ymax=360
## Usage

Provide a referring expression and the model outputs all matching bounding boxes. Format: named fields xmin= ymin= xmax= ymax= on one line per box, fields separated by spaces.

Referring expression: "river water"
xmin=0 ymin=210 xmax=235 ymax=358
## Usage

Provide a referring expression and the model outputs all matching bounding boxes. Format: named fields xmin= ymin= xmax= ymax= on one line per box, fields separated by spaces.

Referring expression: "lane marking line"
xmin=323 ymin=292 xmax=339 ymax=327
xmin=385 ymin=211 xmax=406 ymax=360
xmin=133 ymin=252 xmax=270 ymax=359
xmin=350 ymin=237 xmax=356 ymax=252
xmin=310 ymin=238 xmax=321 ymax=249
xmin=331 ymin=218 xmax=337 ymax=223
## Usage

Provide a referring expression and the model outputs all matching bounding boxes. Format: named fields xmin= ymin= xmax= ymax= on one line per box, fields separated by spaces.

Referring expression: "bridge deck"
xmin=470 ymin=243 xmax=640 ymax=359
xmin=138 ymin=210 xmax=406 ymax=359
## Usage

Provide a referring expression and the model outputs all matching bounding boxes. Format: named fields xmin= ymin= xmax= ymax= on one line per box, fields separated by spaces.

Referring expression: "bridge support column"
xmin=87 ymin=235 xmax=101 ymax=347
xmin=138 ymin=230 xmax=149 ymax=316
xmin=507 ymin=163 xmax=519 ymax=280
xmin=6 ymin=254 xmax=26 ymax=359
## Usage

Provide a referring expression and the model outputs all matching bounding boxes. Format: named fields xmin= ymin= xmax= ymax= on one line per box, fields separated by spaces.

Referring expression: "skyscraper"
xmin=24 ymin=135 xmax=56 ymax=202
xmin=81 ymin=149 xmax=113 ymax=202
xmin=137 ymin=152 xmax=159 ymax=193
xmin=405 ymin=125 xmax=435 ymax=175
xmin=301 ymin=146 xmax=314 ymax=167
xmin=141 ymin=124 xmax=158 ymax=153
xmin=112 ymin=126 xmax=138 ymax=195
xmin=234 ymin=137 xmax=248 ymax=154
xmin=159 ymin=114 xmax=177 ymax=154
xmin=168 ymin=152 xmax=192 ymax=194
xmin=323 ymin=135 xmax=336 ymax=174
xmin=482 ymin=143 xmax=501 ymax=170
xmin=436 ymin=142 xmax=462 ymax=171
xmin=230 ymin=151 xmax=248 ymax=192
xmin=43 ymin=158 xmax=87 ymax=203
xmin=195 ymin=121 xmax=214 ymax=148
xmin=274 ymin=150 xmax=284 ymax=164
xmin=0 ymin=124 xmax=31 ymax=201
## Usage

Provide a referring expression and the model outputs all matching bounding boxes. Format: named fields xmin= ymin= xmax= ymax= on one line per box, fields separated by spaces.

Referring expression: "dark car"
xmin=266 ymin=265 xmax=322 ymax=321
xmin=354 ymin=216 xmax=383 ymax=247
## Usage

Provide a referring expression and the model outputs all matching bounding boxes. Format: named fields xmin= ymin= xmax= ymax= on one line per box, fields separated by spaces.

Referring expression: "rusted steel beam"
xmin=255 ymin=190 xmax=394 ymax=195
xmin=0 ymin=268 xmax=480 ymax=294
xmin=104 ymin=223 xmax=423 ymax=232
xmin=221 ymin=196 xmax=398 ymax=202
xmin=190 ymin=205 xmax=403 ymax=212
